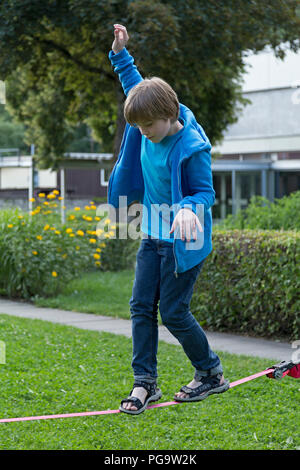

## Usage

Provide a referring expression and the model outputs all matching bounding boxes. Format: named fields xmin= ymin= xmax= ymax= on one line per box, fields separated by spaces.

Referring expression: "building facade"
xmin=211 ymin=46 xmax=300 ymax=220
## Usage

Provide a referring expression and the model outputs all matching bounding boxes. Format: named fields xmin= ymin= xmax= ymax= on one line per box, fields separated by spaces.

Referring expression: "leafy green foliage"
xmin=191 ymin=229 xmax=300 ymax=341
xmin=218 ymin=191 xmax=300 ymax=231
xmin=0 ymin=202 xmax=118 ymax=300
xmin=0 ymin=106 xmax=27 ymax=152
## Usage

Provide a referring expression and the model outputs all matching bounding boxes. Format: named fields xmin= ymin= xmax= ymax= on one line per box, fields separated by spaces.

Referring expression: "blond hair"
xmin=124 ymin=77 xmax=179 ymax=126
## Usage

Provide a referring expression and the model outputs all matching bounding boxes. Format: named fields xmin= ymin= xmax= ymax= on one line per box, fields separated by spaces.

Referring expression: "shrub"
xmin=0 ymin=192 xmax=117 ymax=299
xmin=218 ymin=190 xmax=300 ymax=231
xmin=98 ymin=222 xmax=140 ymax=271
xmin=191 ymin=229 xmax=300 ymax=341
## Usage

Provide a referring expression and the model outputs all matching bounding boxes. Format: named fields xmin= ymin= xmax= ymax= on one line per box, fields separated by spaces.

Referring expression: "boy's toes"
xmin=123 ymin=402 xmax=137 ymax=411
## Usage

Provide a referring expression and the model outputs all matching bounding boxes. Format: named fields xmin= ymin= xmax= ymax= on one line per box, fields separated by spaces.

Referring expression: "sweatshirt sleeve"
xmin=179 ymin=149 xmax=216 ymax=214
xmin=109 ymin=48 xmax=144 ymax=96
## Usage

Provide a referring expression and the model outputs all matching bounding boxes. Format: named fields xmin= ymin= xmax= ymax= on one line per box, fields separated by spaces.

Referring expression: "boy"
xmin=108 ymin=24 xmax=229 ymax=415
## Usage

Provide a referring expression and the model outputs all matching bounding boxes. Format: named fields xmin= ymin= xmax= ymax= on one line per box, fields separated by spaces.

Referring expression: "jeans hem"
xmin=194 ymin=364 xmax=223 ymax=380
xmin=133 ymin=374 xmax=158 ymax=384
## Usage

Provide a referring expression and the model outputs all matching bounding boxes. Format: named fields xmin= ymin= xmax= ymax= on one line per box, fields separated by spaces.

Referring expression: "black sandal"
xmin=174 ymin=373 xmax=230 ymax=402
xmin=119 ymin=381 xmax=162 ymax=415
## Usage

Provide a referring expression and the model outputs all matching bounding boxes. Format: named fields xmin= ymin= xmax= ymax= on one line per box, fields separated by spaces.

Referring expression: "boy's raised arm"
xmin=109 ymin=24 xmax=143 ymax=96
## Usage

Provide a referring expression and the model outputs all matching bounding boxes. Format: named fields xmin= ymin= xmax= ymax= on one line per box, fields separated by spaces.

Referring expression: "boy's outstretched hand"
xmin=170 ymin=208 xmax=203 ymax=242
xmin=112 ymin=24 xmax=129 ymax=54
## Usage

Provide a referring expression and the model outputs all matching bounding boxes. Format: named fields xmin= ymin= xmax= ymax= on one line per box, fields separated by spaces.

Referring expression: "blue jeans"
xmin=129 ymin=236 xmax=222 ymax=384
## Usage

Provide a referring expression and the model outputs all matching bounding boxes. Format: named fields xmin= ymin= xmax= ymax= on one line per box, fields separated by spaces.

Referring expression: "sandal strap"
xmin=179 ymin=382 xmax=213 ymax=398
xmin=133 ymin=380 xmax=157 ymax=395
xmin=121 ymin=396 xmax=143 ymax=410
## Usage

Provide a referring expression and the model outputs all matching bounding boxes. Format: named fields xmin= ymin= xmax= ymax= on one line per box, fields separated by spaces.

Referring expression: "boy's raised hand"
xmin=112 ymin=24 xmax=129 ymax=54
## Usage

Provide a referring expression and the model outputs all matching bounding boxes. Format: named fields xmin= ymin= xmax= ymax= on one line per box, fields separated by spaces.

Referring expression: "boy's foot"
xmin=174 ymin=373 xmax=230 ymax=402
xmin=121 ymin=387 xmax=148 ymax=411
xmin=120 ymin=382 xmax=162 ymax=415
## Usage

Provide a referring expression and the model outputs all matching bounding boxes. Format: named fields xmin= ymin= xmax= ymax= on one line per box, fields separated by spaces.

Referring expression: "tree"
xmin=0 ymin=106 xmax=28 ymax=152
xmin=0 ymin=0 xmax=299 ymax=169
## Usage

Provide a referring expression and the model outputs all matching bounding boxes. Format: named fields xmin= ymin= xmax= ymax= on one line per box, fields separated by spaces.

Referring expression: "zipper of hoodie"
xmin=173 ymin=154 xmax=191 ymax=278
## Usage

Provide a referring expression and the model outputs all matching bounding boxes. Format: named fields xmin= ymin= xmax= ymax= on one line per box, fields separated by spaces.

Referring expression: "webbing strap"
xmin=0 ymin=368 xmax=276 ymax=424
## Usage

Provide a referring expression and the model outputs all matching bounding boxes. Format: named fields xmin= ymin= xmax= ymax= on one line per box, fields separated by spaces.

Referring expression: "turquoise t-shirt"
xmin=140 ymin=123 xmax=185 ymax=242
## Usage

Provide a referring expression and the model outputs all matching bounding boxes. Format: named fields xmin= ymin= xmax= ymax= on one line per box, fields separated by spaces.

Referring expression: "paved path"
xmin=0 ymin=296 xmax=293 ymax=362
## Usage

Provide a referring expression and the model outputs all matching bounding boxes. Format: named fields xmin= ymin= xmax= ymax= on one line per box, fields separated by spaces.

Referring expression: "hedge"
xmin=191 ymin=229 xmax=300 ymax=341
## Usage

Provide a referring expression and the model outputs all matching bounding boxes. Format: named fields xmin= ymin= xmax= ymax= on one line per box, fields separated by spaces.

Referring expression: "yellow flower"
xmin=18 ymin=215 xmax=23 ymax=219
xmin=47 ymin=193 xmax=55 ymax=199
xmin=96 ymin=248 xmax=102 ymax=252
xmin=95 ymin=261 xmax=101 ymax=266
xmin=43 ymin=201 xmax=49 ymax=206
xmin=93 ymin=253 xmax=100 ymax=260
xmin=52 ymin=271 xmax=58 ymax=277
xmin=36 ymin=235 xmax=43 ymax=240
xmin=90 ymin=205 xmax=97 ymax=210
xmin=89 ymin=201 xmax=95 ymax=205
xmin=58 ymin=196 xmax=63 ymax=200
xmin=55 ymin=230 xmax=61 ymax=235
xmin=96 ymin=229 xmax=103 ymax=236
xmin=38 ymin=193 xmax=45 ymax=198
xmin=104 ymin=218 xmax=111 ymax=225
xmin=74 ymin=207 xmax=81 ymax=211
xmin=53 ymin=190 xmax=59 ymax=195
xmin=29 ymin=197 xmax=35 ymax=202
xmin=108 ymin=231 xmax=115 ymax=236
xmin=99 ymin=242 xmax=106 ymax=248
xmin=86 ymin=216 xmax=93 ymax=222
xmin=66 ymin=228 xmax=73 ymax=233
xmin=69 ymin=233 xmax=75 ymax=237
xmin=44 ymin=224 xmax=50 ymax=231
xmin=68 ymin=215 xmax=75 ymax=220
xmin=32 ymin=250 xmax=38 ymax=255
xmin=89 ymin=238 xmax=96 ymax=244
xmin=85 ymin=205 xmax=90 ymax=210
xmin=94 ymin=216 xmax=101 ymax=221
xmin=7 ymin=224 xmax=13 ymax=228
xmin=75 ymin=246 xmax=80 ymax=250
xmin=50 ymin=227 xmax=56 ymax=231
xmin=76 ymin=230 xmax=84 ymax=236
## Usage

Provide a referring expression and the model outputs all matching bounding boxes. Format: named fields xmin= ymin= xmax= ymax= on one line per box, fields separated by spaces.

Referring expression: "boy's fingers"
xmin=114 ymin=24 xmax=129 ymax=39
xmin=195 ymin=217 xmax=203 ymax=232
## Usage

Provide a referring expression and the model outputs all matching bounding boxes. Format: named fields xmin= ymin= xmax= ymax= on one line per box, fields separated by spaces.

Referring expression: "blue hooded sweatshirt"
xmin=107 ymin=47 xmax=215 ymax=276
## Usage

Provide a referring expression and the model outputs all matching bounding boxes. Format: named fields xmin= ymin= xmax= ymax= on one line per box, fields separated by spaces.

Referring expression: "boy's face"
xmin=136 ymin=118 xmax=173 ymax=143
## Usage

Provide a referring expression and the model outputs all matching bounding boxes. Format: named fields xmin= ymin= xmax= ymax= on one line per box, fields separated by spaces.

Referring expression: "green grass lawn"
xmin=0 ymin=314 xmax=298 ymax=450
xmin=33 ymin=269 xmax=135 ymax=320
